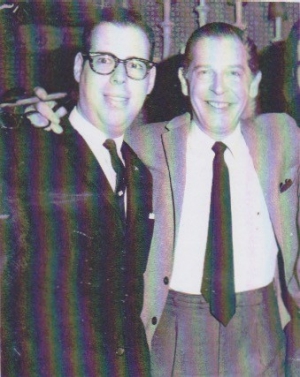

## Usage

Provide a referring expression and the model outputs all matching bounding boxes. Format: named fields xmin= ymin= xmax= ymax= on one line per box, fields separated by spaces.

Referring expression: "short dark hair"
xmin=183 ymin=22 xmax=259 ymax=76
xmin=82 ymin=7 xmax=155 ymax=61
xmin=284 ymin=20 xmax=300 ymax=102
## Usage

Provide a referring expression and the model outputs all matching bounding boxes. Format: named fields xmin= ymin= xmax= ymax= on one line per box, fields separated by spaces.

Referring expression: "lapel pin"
xmin=279 ymin=179 xmax=292 ymax=193
xmin=118 ymin=190 xmax=124 ymax=196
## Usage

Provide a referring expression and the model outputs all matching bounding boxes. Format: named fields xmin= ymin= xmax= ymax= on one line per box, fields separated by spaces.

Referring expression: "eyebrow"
xmin=88 ymin=51 xmax=150 ymax=61
xmin=227 ymin=65 xmax=245 ymax=70
xmin=192 ymin=64 xmax=246 ymax=71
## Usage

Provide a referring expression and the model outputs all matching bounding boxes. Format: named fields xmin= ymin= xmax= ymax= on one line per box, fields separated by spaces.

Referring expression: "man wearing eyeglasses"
xmin=1 ymin=7 xmax=156 ymax=377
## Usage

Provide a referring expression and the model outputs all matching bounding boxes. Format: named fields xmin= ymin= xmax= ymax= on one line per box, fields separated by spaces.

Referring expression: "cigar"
xmin=0 ymin=92 xmax=67 ymax=108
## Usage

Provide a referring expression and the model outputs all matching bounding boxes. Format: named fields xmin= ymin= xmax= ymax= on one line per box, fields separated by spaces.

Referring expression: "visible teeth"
xmin=108 ymin=97 xmax=126 ymax=102
xmin=106 ymin=96 xmax=128 ymax=106
xmin=208 ymin=101 xmax=229 ymax=109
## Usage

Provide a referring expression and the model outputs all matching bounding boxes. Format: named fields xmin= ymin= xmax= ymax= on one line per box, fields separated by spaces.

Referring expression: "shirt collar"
xmin=69 ymin=107 xmax=124 ymax=153
xmin=222 ymin=123 xmax=244 ymax=157
xmin=189 ymin=120 xmax=243 ymax=158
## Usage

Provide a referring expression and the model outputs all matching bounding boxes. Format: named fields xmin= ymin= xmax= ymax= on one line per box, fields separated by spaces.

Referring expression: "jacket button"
xmin=152 ymin=317 xmax=157 ymax=325
xmin=163 ymin=276 xmax=169 ymax=285
xmin=116 ymin=347 xmax=125 ymax=356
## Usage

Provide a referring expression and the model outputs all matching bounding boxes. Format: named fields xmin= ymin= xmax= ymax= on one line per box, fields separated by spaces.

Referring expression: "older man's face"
xmin=74 ymin=23 xmax=156 ymax=137
xmin=179 ymin=36 xmax=261 ymax=140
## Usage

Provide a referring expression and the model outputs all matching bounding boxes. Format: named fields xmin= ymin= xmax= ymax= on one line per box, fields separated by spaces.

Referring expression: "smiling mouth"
xmin=105 ymin=95 xmax=129 ymax=106
xmin=206 ymin=101 xmax=230 ymax=109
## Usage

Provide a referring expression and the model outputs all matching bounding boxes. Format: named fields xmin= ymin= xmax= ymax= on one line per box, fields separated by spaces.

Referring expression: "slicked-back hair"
xmin=82 ymin=7 xmax=155 ymax=61
xmin=183 ymin=22 xmax=259 ymax=76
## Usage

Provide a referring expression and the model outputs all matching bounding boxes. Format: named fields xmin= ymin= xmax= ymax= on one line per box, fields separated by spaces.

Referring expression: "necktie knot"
xmin=212 ymin=141 xmax=227 ymax=155
xmin=103 ymin=139 xmax=125 ymax=178
xmin=103 ymin=138 xmax=126 ymax=193
xmin=103 ymin=138 xmax=117 ymax=151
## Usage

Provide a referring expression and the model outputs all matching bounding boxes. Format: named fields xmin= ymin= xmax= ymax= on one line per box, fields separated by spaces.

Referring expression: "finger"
xmin=33 ymin=86 xmax=49 ymax=101
xmin=55 ymin=106 xmax=68 ymax=118
xmin=25 ymin=111 xmax=51 ymax=128
xmin=35 ymin=101 xmax=60 ymax=124
xmin=47 ymin=122 xmax=64 ymax=134
xmin=24 ymin=104 xmax=50 ymax=128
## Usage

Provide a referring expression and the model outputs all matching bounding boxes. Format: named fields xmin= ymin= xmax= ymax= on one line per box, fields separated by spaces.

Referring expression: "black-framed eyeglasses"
xmin=82 ymin=52 xmax=155 ymax=80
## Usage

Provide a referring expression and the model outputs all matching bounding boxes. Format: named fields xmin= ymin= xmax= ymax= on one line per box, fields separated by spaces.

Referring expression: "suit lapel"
xmin=122 ymin=141 xmax=143 ymax=231
xmin=61 ymin=118 xmax=121 ymax=216
xmin=162 ymin=114 xmax=190 ymax=239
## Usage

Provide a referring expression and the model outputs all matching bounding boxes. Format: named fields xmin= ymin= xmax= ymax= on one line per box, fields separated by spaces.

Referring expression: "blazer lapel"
xmin=241 ymin=119 xmax=271 ymax=199
xmin=162 ymin=113 xmax=190 ymax=239
xmin=241 ymin=118 xmax=282 ymax=241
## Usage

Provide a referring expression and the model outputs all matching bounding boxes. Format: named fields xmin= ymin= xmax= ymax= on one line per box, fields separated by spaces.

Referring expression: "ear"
xmin=74 ymin=52 xmax=84 ymax=83
xmin=249 ymin=70 xmax=262 ymax=99
xmin=178 ymin=67 xmax=189 ymax=96
xmin=146 ymin=66 xmax=157 ymax=95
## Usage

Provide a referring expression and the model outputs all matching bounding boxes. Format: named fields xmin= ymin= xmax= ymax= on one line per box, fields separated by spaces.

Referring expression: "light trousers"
xmin=151 ymin=284 xmax=285 ymax=377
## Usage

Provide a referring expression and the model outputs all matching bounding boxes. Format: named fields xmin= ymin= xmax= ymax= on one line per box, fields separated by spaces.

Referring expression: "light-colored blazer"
xmin=126 ymin=112 xmax=300 ymax=347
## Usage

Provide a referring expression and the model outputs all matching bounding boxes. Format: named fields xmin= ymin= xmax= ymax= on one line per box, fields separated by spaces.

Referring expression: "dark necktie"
xmin=103 ymin=139 xmax=126 ymax=221
xmin=201 ymin=142 xmax=236 ymax=326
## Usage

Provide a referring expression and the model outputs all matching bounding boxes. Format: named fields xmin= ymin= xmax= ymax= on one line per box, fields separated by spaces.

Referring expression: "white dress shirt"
xmin=170 ymin=121 xmax=278 ymax=294
xmin=69 ymin=107 xmax=124 ymax=191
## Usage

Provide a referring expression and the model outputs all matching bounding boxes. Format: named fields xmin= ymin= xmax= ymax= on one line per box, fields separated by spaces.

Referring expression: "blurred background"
xmin=0 ymin=0 xmax=299 ymax=124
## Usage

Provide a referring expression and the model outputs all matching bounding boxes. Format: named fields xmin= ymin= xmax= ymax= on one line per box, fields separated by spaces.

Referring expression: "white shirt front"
xmin=169 ymin=121 xmax=278 ymax=294
xmin=69 ymin=107 xmax=124 ymax=191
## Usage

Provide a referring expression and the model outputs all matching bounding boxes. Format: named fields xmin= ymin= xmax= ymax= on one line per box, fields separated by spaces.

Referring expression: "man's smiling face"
xmin=179 ymin=36 xmax=261 ymax=140
xmin=74 ymin=23 xmax=155 ymax=138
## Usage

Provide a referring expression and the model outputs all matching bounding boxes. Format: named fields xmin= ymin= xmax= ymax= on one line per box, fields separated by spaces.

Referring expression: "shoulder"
xmin=125 ymin=120 xmax=168 ymax=167
xmin=125 ymin=113 xmax=190 ymax=165
xmin=254 ymin=113 xmax=300 ymax=135
xmin=244 ymin=113 xmax=300 ymax=165
xmin=245 ymin=113 xmax=300 ymax=146
xmin=125 ymin=120 xmax=167 ymax=146
xmin=126 ymin=113 xmax=190 ymax=142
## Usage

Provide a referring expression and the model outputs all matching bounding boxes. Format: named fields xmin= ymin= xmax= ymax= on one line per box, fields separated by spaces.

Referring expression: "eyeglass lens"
xmin=90 ymin=54 xmax=149 ymax=79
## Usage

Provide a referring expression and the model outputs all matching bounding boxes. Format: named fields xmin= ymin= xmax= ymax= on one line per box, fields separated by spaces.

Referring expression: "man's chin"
xmin=105 ymin=120 xmax=131 ymax=138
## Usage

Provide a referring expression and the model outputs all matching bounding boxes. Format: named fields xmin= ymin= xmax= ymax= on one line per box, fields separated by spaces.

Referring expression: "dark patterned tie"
xmin=201 ymin=142 xmax=236 ymax=326
xmin=103 ymin=139 xmax=126 ymax=221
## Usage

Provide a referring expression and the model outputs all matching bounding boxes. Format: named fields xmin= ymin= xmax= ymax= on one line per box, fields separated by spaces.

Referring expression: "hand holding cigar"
xmin=0 ymin=92 xmax=67 ymax=108
xmin=0 ymin=87 xmax=69 ymax=134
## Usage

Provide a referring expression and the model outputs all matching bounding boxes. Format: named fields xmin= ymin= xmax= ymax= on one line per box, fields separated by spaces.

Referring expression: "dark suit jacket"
xmin=1 ymin=117 xmax=154 ymax=377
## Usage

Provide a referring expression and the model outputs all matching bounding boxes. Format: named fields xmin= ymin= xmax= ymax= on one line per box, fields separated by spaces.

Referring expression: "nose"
xmin=110 ymin=62 xmax=127 ymax=84
xmin=210 ymin=72 xmax=226 ymax=95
